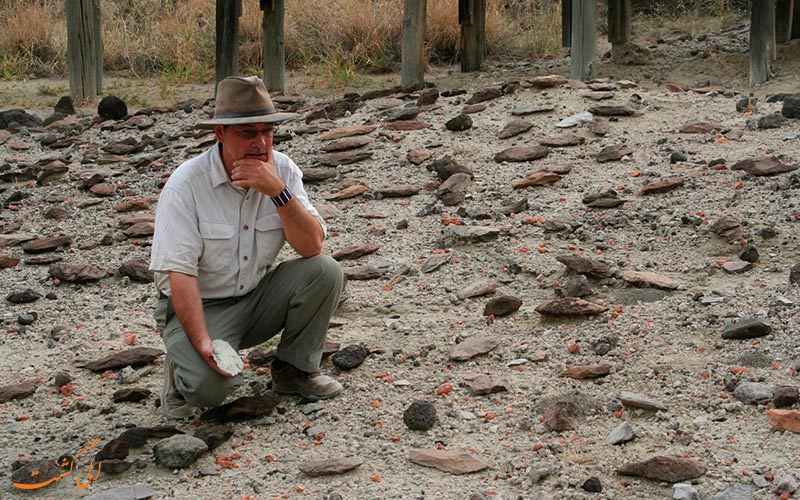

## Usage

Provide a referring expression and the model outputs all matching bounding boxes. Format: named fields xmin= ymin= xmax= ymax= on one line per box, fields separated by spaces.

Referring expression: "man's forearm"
xmin=277 ymin=198 xmax=324 ymax=257
xmin=168 ymin=272 xmax=212 ymax=356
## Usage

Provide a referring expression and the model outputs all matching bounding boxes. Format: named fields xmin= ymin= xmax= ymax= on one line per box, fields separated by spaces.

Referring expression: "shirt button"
xmin=243 ymin=225 xmax=249 ymax=230
xmin=239 ymin=285 xmax=244 ymax=290
xmin=243 ymin=256 xmax=248 ymax=261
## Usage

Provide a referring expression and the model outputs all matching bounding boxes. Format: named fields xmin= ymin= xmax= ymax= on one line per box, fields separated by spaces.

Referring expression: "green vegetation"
xmin=0 ymin=0 xmax=745 ymax=88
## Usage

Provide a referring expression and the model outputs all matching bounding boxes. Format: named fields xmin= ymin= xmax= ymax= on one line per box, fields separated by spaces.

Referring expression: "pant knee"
xmin=178 ymin=373 xmax=237 ymax=408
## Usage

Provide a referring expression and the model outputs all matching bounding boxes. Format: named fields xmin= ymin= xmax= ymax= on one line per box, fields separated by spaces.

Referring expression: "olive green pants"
xmin=154 ymin=255 xmax=343 ymax=408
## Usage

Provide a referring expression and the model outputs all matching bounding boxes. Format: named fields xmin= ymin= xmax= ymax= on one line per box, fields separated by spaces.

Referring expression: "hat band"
xmin=213 ymin=107 xmax=277 ymax=119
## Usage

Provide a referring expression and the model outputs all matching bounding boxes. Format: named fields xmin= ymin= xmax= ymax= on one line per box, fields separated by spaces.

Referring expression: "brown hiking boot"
xmin=270 ymin=358 xmax=343 ymax=399
xmin=159 ymin=353 xmax=195 ymax=420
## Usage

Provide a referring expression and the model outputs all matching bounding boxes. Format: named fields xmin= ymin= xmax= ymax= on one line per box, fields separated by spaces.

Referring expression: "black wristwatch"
xmin=271 ymin=186 xmax=293 ymax=207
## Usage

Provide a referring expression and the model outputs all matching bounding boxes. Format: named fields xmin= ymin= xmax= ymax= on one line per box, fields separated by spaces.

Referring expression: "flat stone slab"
xmin=0 ymin=380 xmax=38 ymax=403
xmin=318 ymin=125 xmax=376 ymax=141
xmin=498 ymin=119 xmax=533 ymax=139
xmin=494 ymin=146 xmax=551 ymax=163
xmin=324 ymin=185 xmax=368 ymax=200
xmin=620 ymin=270 xmax=679 ymax=290
xmin=22 ymin=235 xmax=72 ymax=254
xmin=597 ymin=144 xmax=633 ymax=162
xmin=588 ymin=104 xmax=635 ymax=116
xmin=528 ymin=75 xmax=568 ymax=88
xmin=79 ymin=347 xmax=164 ymax=372
xmin=199 ymin=395 xmax=280 ymax=423
xmin=456 ymin=280 xmax=498 ymax=300
xmin=511 ymin=104 xmax=556 ymax=115
xmin=556 ymin=255 xmax=613 ymax=278
xmin=319 ymin=136 xmax=371 ymax=152
xmin=637 ymin=177 xmax=684 ymax=195
xmin=617 ymin=456 xmax=707 ymax=483
xmin=512 ymin=171 xmax=562 ymax=189
xmin=559 ymin=364 xmax=613 ymax=379
xmin=539 ymin=134 xmax=584 ymax=147
xmin=536 ymin=298 xmax=609 ymax=316
xmin=767 ymin=409 xmax=800 ymax=432
xmin=299 ymin=457 xmax=364 ymax=477
xmin=467 ymin=375 xmax=511 ymax=395
xmin=722 ymin=318 xmax=771 ymax=339
xmin=409 ymin=448 xmax=489 ymax=474
xmin=449 ymin=336 xmax=502 ymax=361
xmin=331 ymin=243 xmax=381 ymax=261
xmin=317 ymin=150 xmax=372 ymax=167
xmin=620 ymin=391 xmax=669 ymax=411
xmin=420 ymin=253 xmax=451 ymax=273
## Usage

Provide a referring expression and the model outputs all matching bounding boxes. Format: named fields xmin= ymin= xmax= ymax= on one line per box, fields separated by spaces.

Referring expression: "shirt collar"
xmin=209 ymin=143 xmax=230 ymax=188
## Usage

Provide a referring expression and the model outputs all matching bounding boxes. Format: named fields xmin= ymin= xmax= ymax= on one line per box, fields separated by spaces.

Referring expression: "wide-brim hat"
xmin=196 ymin=75 xmax=296 ymax=128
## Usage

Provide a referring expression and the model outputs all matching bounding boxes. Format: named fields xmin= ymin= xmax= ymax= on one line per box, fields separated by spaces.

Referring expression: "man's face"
xmin=215 ymin=124 xmax=276 ymax=166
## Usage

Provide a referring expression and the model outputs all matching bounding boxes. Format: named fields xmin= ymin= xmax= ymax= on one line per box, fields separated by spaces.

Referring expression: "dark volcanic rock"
xmin=773 ymin=386 xmax=799 ymax=408
xmin=722 ymin=318 xmax=771 ymax=339
xmin=54 ymin=96 xmax=75 ymax=114
xmin=791 ymin=263 xmax=800 ymax=284
xmin=95 ymin=439 xmax=130 ymax=461
xmin=112 ymin=387 xmax=152 ymax=403
xmin=119 ymin=259 xmax=154 ymax=282
xmin=6 ymin=289 xmax=42 ymax=304
xmin=11 ymin=459 xmax=61 ymax=487
xmin=483 ymin=295 xmax=522 ymax=317
xmin=710 ymin=216 xmax=743 ymax=244
xmin=466 ymin=87 xmax=502 ymax=105
xmin=403 ymin=400 xmax=436 ymax=430
xmin=782 ymin=95 xmax=800 ymax=118
xmin=616 ymin=456 xmax=707 ymax=483
xmin=0 ymin=109 xmax=42 ymax=129
xmin=80 ymin=347 xmax=164 ymax=372
xmin=194 ymin=425 xmax=234 ymax=451
xmin=582 ymin=477 xmax=603 ymax=492
xmin=117 ymin=427 xmax=150 ymax=447
xmin=199 ymin=394 xmax=279 ymax=423
xmin=98 ymin=96 xmax=128 ymax=120
xmin=153 ymin=434 xmax=208 ymax=469
xmin=331 ymin=344 xmax=370 ymax=370
xmin=597 ymin=144 xmax=633 ymax=162
xmin=428 ymin=156 xmax=473 ymax=182
xmin=445 ymin=114 xmax=473 ymax=131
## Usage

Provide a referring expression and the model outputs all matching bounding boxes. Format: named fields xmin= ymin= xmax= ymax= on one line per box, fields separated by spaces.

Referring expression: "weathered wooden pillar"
xmin=776 ymin=0 xmax=794 ymax=43
xmin=750 ymin=0 xmax=774 ymax=86
xmin=793 ymin=0 xmax=800 ymax=38
xmin=401 ymin=0 xmax=426 ymax=87
xmin=459 ymin=0 xmax=485 ymax=72
xmin=261 ymin=0 xmax=285 ymax=92
xmin=66 ymin=0 xmax=102 ymax=102
xmin=570 ymin=0 xmax=596 ymax=81
xmin=216 ymin=0 xmax=242 ymax=90
xmin=562 ymin=0 xmax=572 ymax=47
xmin=608 ymin=0 xmax=631 ymax=52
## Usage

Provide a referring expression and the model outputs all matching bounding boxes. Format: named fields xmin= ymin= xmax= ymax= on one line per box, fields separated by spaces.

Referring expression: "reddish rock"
xmin=324 ymin=184 xmax=368 ymax=200
xmin=409 ymin=449 xmax=489 ymax=474
xmin=0 ymin=255 xmax=21 ymax=269
xmin=498 ymin=119 xmax=533 ymax=139
xmin=556 ymin=255 xmax=613 ymax=278
xmin=0 ymin=380 xmax=38 ymax=403
xmin=597 ymin=144 xmax=633 ymax=162
xmin=483 ymin=295 xmax=522 ymax=316
xmin=449 ymin=336 xmax=502 ymax=361
xmin=620 ymin=270 xmax=679 ymax=290
xmin=299 ymin=457 xmax=364 ymax=477
xmin=318 ymin=125 xmax=376 ymax=141
xmin=543 ymin=401 xmax=580 ymax=431
xmin=528 ymin=75 xmax=568 ymax=88
xmin=384 ymin=120 xmax=429 ymax=131
xmin=49 ymin=264 xmax=107 ymax=283
xmin=462 ymin=104 xmax=487 ymax=114
xmin=587 ymin=105 xmax=635 ymax=116
xmin=79 ymin=347 xmax=164 ymax=372
xmin=114 ymin=199 xmax=154 ymax=213
xmin=318 ymin=150 xmax=372 ymax=166
xmin=494 ymin=146 xmax=551 ymax=163
xmin=512 ymin=172 xmax=562 ymax=189
xmin=374 ymin=184 xmax=420 ymax=198
xmin=539 ymin=134 xmax=584 ymax=147
xmin=407 ymin=149 xmax=433 ymax=165
xmin=616 ymin=456 xmax=707 ymax=482
xmin=420 ymin=253 xmax=451 ymax=273
xmin=468 ymin=375 xmax=511 ymax=395
xmin=199 ymin=394 xmax=280 ymax=423
xmin=466 ymin=87 xmax=502 ymax=105
xmin=90 ymin=182 xmax=116 ymax=197
xmin=535 ymin=298 xmax=608 ymax=316
xmin=679 ymin=121 xmax=721 ymax=134
xmin=331 ymin=243 xmax=381 ymax=261
xmin=559 ymin=364 xmax=613 ymax=379
xmin=319 ymin=136 xmax=371 ymax=152
xmin=767 ymin=409 xmax=800 ymax=432
xmin=22 ymin=235 xmax=72 ymax=254
xmin=637 ymin=177 xmax=684 ymax=195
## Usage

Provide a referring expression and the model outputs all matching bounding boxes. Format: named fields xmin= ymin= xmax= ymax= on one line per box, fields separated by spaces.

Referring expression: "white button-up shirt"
xmin=149 ymin=143 xmax=326 ymax=299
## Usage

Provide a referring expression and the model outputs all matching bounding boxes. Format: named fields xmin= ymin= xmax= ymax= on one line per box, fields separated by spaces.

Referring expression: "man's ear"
xmin=214 ymin=125 xmax=225 ymax=142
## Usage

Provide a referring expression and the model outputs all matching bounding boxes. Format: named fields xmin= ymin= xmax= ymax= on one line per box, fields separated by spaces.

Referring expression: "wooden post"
xmin=776 ymin=0 xmax=794 ymax=43
xmin=459 ymin=0 xmax=485 ymax=72
xmin=215 ymin=0 xmax=241 ymax=91
xmin=570 ymin=0 xmax=596 ymax=81
xmin=562 ymin=0 xmax=572 ymax=47
xmin=793 ymin=0 xmax=800 ymax=38
xmin=66 ymin=0 xmax=102 ymax=103
xmin=608 ymin=0 xmax=631 ymax=44
xmin=401 ymin=0 xmax=426 ymax=87
xmin=750 ymin=0 xmax=774 ymax=86
xmin=261 ymin=0 xmax=285 ymax=92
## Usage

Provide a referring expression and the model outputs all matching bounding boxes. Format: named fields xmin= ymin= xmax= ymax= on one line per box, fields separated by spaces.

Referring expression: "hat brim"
xmin=196 ymin=112 xmax=297 ymax=129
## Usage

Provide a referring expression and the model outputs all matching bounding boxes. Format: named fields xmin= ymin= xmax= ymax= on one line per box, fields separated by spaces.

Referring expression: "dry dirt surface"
xmin=1 ymin=26 xmax=800 ymax=500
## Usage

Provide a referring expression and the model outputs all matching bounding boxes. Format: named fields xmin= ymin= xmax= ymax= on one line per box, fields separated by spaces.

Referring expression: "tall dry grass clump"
xmin=0 ymin=0 xmax=67 ymax=78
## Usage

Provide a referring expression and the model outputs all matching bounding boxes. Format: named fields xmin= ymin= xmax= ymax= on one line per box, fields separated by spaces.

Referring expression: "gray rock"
xmin=773 ymin=385 xmax=800 ymax=408
xmin=564 ymin=275 xmax=593 ymax=297
xmin=707 ymin=484 xmax=753 ymax=500
xmin=556 ymin=111 xmax=593 ymax=128
xmin=445 ymin=114 xmax=473 ymax=131
xmin=620 ymin=391 xmax=669 ymax=411
xmin=751 ymin=474 xmax=769 ymax=488
xmin=609 ymin=421 xmax=635 ymax=445
xmin=733 ymin=381 xmax=773 ymax=405
xmin=673 ymin=483 xmax=700 ymax=500
xmin=782 ymin=95 xmax=800 ymax=119
xmin=722 ymin=259 xmax=752 ymax=274
xmin=528 ymin=463 xmax=555 ymax=483
xmin=758 ymin=112 xmax=787 ymax=129
xmin=721 ymin=318 xmax=771 ymax=339
xmin=153 ymin=434 xmax=208 ymax=469
xmin=776 ymin=475 xmax=799 ymax=494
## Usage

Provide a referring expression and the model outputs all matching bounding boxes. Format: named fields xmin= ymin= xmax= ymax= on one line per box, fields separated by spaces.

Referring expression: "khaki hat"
xmin=196 ymin=75 xmax=296 ymax=128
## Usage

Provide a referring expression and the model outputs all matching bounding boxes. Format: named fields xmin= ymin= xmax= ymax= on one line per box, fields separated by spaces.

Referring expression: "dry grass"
xmin=0 ymin=0 xmax=742 ymax=88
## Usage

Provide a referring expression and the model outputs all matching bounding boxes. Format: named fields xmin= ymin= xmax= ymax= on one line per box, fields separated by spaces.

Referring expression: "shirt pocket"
xmin=198 ymin=221 xmax=236 ymax=274
xmin=255 ymin=214 xmax=284 ymax=271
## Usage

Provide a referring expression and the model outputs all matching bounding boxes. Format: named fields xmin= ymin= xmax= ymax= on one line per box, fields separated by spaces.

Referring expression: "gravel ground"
xmin=1 ymin=26 xmax=800 ymax=500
